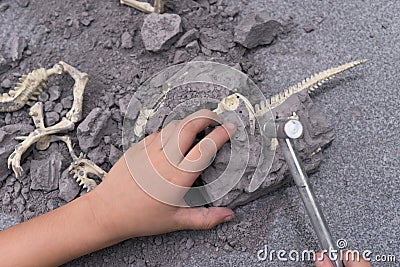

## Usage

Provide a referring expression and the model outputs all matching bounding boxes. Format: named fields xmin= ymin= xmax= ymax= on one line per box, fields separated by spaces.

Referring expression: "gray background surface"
xmin=0 ymin=0 xmax=399 ymax=266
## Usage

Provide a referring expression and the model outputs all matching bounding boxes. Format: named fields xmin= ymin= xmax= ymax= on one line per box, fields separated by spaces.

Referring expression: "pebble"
xmin=61 ymin=96 xmax=73 ymax=109
xmin=53 ymin=103 xmax=63 ymax=114
xmin=45 ymin=111 xmax=60 ymax=126
xmin=185 ymin=238 xmax=194 ymax=249
xmin=121 ymin=31 xmax=134 ymax=49
xmin=38 ymin=92 xmax=49 ymax=102
xmin=1 ymin=78 xmax=12 ymax=88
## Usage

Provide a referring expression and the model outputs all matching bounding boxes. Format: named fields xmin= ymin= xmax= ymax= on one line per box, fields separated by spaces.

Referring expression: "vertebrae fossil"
xmin=253 ymin=59 xmax=366 ymax=116
xmin=134 ymin=60 xmax=366 ymax=140
xmin=1 ymin=62 xmax=107 ymax=192
xmin=0 ymin=64 xmax=63 ymax=112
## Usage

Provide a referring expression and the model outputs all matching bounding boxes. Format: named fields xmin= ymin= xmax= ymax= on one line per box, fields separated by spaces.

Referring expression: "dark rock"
xmin=141 ymin=13 xmax=183 ymax=52
xmin=185 ymin=40 xmax=200 ymax=54
xmin=58 ymin=169 xmax=80 ymax=202
xmin=45 ymin=111 xmax=60 ymax=126
xmin=10 ymin=36 xmax=28 ymax=61
xmin=44 ymin=101 xmax=55 ymax=112
xmin=48 ymin=86 xmax=61 ymax=101
xmin=30 ymin=152 xmax=64 ymax=192
xmin=109 ymin=144 xmax=122 ymax=165
xmin=88 ymin=146 xmax=107 ymax=165
xmin=175 ymin=28 xmax=199 ymax=47
xmin=199 ymin=28 xmax=234 ymax=52
xmin=0 ymin=124 xmax=34 ymax=181
xmin=121 ymin=31 xmax=134 ymax=49
xmin=38 ymin=92 xmax=49 ymax=102
xmin=16 ymin=0 xmax=30 ymax=7
xmin=61 ymin=96 xmax=73 ymax=109
xmin=53 ymin=103 xmax=63 ymax=114
xmin=234 ymin=13 xmax=282 ymax=49
xmin=77 ymin=107 xmax=111 ymax=152
xmin=173 ymin=50 xmax=190 ymax=64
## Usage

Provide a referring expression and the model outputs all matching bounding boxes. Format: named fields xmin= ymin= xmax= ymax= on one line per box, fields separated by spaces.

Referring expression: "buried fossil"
xmin=1 ymin=62 xmax=107 ymax=192
xmin=129 ymin=60 xmax=366 ymax=208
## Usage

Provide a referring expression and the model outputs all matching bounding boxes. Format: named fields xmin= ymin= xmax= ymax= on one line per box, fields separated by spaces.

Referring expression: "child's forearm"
xmin=0 ymin=192 xmax=117 ymax=267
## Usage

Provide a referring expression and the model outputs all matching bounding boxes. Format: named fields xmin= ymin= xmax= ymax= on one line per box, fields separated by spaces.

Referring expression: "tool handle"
xmin=278 ymin=138 xmax=344 ymax=267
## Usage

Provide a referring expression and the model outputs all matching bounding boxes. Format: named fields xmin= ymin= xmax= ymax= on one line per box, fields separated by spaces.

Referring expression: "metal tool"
xmin=274 ymin=119 xmax=343 ymax=267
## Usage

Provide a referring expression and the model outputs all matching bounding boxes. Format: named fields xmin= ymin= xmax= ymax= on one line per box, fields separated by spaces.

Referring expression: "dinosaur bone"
xmin=4 ymin=61 xmax=107 ymax=192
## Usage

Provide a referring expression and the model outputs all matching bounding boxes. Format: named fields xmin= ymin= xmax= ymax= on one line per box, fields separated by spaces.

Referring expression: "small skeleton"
xmin=2 ymin=62 xmax=107 ymax=191
xmin=120 ymin=0 xmax=164 ymax=13
xmin=134 ymin=60 xmax=366 ymax=144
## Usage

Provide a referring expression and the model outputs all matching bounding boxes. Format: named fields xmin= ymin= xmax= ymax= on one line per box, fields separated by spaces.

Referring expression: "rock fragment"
xmin=109 ymin=144 xmax=123 ymax=165
xmin=30 ymin=152 xmax=64 ymax=192
xmin=199 ymin=28 xmax=234 ymax=52
xmin=88 ymin=146 xmax=107 ymax=165
xmin=77 ymin=107 xmax=111 ymax=152
xmin=141 ymin=13 xmax=183 ymax=52
xmin=185 ymin=40 xmax=200 ymax=54
xmin=1 ymin=78 xmax=12 ymax=89
xmin=45 ymin=111 xmax=60 ymax=126
xmin=10 ymin=36 xmax=28 ymax=61
xmin=48 ymin=86 xmax=61 ymax=101
xmin=121 ymin=31 xmax=134 ymax=49
xmin=234 ymin=13 xmax=282 ymax=49
xmin=58 ymin=169 xmax=80 ymax=202
xmin=173 ymin=50 xmax=190 ymax=64
xmin=175 ymin=28 xmax=199 ymax=47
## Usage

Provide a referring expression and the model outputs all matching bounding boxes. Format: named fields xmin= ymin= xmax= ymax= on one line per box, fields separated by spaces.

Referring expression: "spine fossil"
xmin=0 ymin=64 xmax=63 ymax=112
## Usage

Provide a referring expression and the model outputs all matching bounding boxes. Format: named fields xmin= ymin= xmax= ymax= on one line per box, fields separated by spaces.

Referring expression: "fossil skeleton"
xmin=1 ymin=62 xmax=107 ymax=192
xmin=120 ymin=0 xmax=164 ymax=13
xmin=134 ymin=60 xmax=366 ymax=140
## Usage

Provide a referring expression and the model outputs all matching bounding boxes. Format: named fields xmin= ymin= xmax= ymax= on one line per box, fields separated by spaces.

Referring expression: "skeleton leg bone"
xmin=58 ymin=61 xmax=88 ymax=124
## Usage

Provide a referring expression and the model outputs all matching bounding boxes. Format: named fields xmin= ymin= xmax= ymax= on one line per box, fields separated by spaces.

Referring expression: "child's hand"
xmin=90 ymin=109 xmax=237 ymax=240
